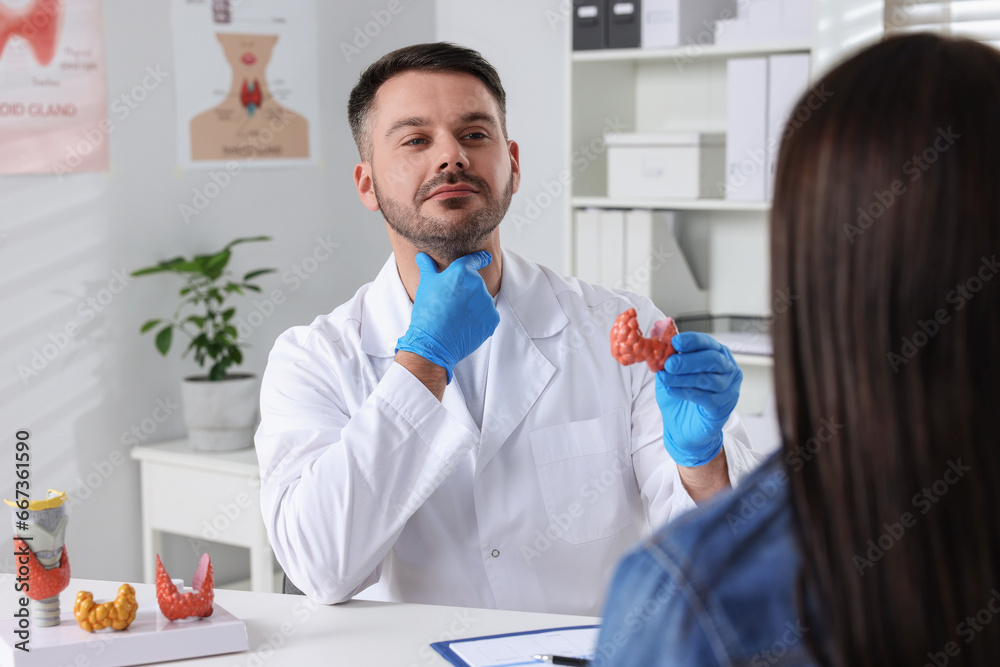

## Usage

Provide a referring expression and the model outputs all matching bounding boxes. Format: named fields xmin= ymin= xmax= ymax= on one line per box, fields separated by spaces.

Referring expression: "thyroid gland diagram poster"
xmin=0 ymin=0 xmax=108 ymax=175
xmin=172 ymin=0 xmax=320 ymax=169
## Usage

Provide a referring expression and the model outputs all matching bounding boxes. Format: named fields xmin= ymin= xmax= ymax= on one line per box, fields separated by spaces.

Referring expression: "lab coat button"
xmin=491 ymin=549 xmax=500 ymax=558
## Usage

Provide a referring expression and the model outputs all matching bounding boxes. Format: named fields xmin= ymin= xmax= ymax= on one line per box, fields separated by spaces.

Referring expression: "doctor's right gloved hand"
xmin=395 ymin=251 xmax=500 ymax=383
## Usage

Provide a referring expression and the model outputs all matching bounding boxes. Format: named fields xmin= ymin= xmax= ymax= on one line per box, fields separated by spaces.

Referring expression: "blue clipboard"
xmin=430 ymin=624 xmax=599 ymax=667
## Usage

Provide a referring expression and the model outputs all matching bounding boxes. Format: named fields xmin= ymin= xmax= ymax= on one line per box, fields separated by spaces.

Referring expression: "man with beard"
xmin=255 ymin=42 xmax=764 ymax=616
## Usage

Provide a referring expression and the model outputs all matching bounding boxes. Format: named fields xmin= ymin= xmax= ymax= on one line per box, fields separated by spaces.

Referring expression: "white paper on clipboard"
xmin=439 ymin=626 xmax=598 ymax=667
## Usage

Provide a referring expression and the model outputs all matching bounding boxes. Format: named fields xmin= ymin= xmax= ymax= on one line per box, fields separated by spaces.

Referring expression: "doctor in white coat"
xmin=255 ymin=42 xmax=765 ymax=617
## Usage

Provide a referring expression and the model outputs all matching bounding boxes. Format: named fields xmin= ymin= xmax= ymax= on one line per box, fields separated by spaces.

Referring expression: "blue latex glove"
xmin=655 ymin=332 xmax=742 ymax=467
xmin=395 ymin=251 xmax=500 ymax=383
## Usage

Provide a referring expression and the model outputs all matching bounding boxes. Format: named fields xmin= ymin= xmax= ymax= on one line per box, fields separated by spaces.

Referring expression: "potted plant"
xmin=132 ymin=236 xmax=275 ymax=451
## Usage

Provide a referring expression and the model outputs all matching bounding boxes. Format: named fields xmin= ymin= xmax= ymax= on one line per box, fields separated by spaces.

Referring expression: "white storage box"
xmin=642 ymin=0 xmax=737 ymax=49
xmin=606 ymin=132 xmax=725 ymax=199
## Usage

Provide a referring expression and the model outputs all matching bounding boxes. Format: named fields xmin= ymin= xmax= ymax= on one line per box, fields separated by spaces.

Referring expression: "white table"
xmin=129 ymin=440 xmax=277 ymax=593
xmin=0 ymin=578 xmax=599 ymax=666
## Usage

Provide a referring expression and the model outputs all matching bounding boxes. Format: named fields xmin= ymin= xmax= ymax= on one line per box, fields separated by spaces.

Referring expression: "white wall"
xmin=0 ymin=0 xmax=436 ymax=584
xmin=436 ymin=0 xmax=570 ymax=273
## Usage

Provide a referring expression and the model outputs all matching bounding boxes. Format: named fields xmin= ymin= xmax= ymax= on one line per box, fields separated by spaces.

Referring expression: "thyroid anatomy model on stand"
xmin=156 ymin=553 xmax=215 ymax=621
xmin=5 ymin=490 xmax=71 ymax=627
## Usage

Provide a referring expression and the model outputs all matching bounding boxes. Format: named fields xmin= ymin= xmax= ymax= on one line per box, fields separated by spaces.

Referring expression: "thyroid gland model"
xmin=156 ymin=553 xmax=215 ymax=621
xmin=6 ymin=490 xmax=70 ymax=627
xmin=610 ymin=308 xmax=679 ymax=372
xmin=0 ymin=0 xmax=64 ymax=66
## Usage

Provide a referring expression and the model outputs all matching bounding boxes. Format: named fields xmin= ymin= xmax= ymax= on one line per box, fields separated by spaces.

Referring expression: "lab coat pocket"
xmin=529 ymin=408 xmax=633 ymax=545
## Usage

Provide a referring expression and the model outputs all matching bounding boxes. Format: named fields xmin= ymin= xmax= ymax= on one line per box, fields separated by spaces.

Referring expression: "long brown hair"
xmin=771 ymin=34 xmax=1000 ymax=665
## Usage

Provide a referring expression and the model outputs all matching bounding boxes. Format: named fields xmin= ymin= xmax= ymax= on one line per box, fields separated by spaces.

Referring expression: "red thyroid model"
xmin=155 ymin=553 xmax=214 ymax=621
xmin=14 ymin=538 xmax=70 ymax=600
xmin=610 ymin=308 xmax=679 ymax=372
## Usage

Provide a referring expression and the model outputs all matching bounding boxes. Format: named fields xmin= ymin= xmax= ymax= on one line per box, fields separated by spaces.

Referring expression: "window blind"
xmin=885 ymin=0 xmax=1000 ymax=48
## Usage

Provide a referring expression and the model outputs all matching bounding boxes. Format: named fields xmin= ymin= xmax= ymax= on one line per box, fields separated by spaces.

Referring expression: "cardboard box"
xmin=607 ymin=132 xmax=726 ymax=199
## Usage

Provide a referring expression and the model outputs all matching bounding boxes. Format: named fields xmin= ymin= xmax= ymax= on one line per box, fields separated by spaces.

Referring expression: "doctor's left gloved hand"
xmin=655 ymin=332 xmax=742 ymax=468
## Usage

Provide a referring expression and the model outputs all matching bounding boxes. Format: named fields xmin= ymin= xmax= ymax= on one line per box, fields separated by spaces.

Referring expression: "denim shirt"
xmin=594 ymin=454 xmax=824 ymax=666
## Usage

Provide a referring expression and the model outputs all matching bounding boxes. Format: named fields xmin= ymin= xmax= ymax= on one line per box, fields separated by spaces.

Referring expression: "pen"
xmin=533 ymin=655 xmax=590 ymax=666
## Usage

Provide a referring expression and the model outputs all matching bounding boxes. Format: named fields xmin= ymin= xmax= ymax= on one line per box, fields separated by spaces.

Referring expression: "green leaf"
xmin=209 ymin=363 xmax=227 ymax=381
xmin=167 ymin=260 xmax=203 ymax=273
xmin=185 ymin=315 xmax=207 ymax=328
xmin=139 ymin=319 xmax=161 ymax=334
xmin=231 ymin=347 xmax=243 ymax=364
xmin=225 ymin=235 xmax=271 ymax=250
xmin=224 ymin=284 xmax=244 ymax=295
xmin=222 ymin=308 xmax=236 ymax=321
xmin=242 ymin=268 xmax=276 ymax=281
xmin=131 ymin=266 xmax=169 ymax=277
xmin=242 ymin=284 xmax=261 ymax=293
xmin=203 ymin=250 xmax=232 ymax=280
xmin=155 ymin=326 xmax=173 ymax=356
xmin=223 ymin=325 xmax=238 ymax=338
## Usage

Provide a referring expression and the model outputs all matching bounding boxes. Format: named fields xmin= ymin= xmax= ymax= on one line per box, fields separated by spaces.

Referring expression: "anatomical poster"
xmin=172 ymin=0 xmax=320 ymax=169
xmin=0 ymin=0 xmax=108 ymax=175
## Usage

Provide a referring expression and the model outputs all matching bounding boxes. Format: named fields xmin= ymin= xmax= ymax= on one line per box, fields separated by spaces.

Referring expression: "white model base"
xmin=0 ymin=603 xmax=247 ymax=667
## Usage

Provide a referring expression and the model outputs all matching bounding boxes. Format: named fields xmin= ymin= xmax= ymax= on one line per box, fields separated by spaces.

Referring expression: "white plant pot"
xmin=181 ymin=374 xmax=259 ymax=451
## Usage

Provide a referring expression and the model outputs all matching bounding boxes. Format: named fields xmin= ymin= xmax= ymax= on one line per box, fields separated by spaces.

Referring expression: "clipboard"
xmin=431 ymin=625 xmax=599 ymax=667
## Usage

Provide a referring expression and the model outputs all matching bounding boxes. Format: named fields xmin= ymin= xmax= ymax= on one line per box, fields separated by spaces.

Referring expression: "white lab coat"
xmin=255 ymin=248 xmax=764 ymax=616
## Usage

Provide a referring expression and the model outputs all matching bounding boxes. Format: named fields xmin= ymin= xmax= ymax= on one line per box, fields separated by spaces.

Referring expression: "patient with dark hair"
xmin=594 ymin=33 xmax=1000 ymax=666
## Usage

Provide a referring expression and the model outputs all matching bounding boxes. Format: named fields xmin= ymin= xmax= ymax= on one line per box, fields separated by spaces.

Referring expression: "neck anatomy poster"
xmin=171 ymin=0 xmax=320 ymax=170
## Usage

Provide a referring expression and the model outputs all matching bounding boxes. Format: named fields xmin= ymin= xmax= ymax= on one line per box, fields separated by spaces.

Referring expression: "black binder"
xmin=573 ymin=0 xmax=605 ymax=50
xmin=606 ymin=0 xmax=641 ymax=49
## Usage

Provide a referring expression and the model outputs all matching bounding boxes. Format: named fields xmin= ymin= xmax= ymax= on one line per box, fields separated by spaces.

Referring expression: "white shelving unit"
xmin=565 ymin=25 xmax=824 ymax=416
xmin=570 ymin=40 xmax=814 ymax=63
xmin=572 ymin=195 xmax=771 ymax=212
